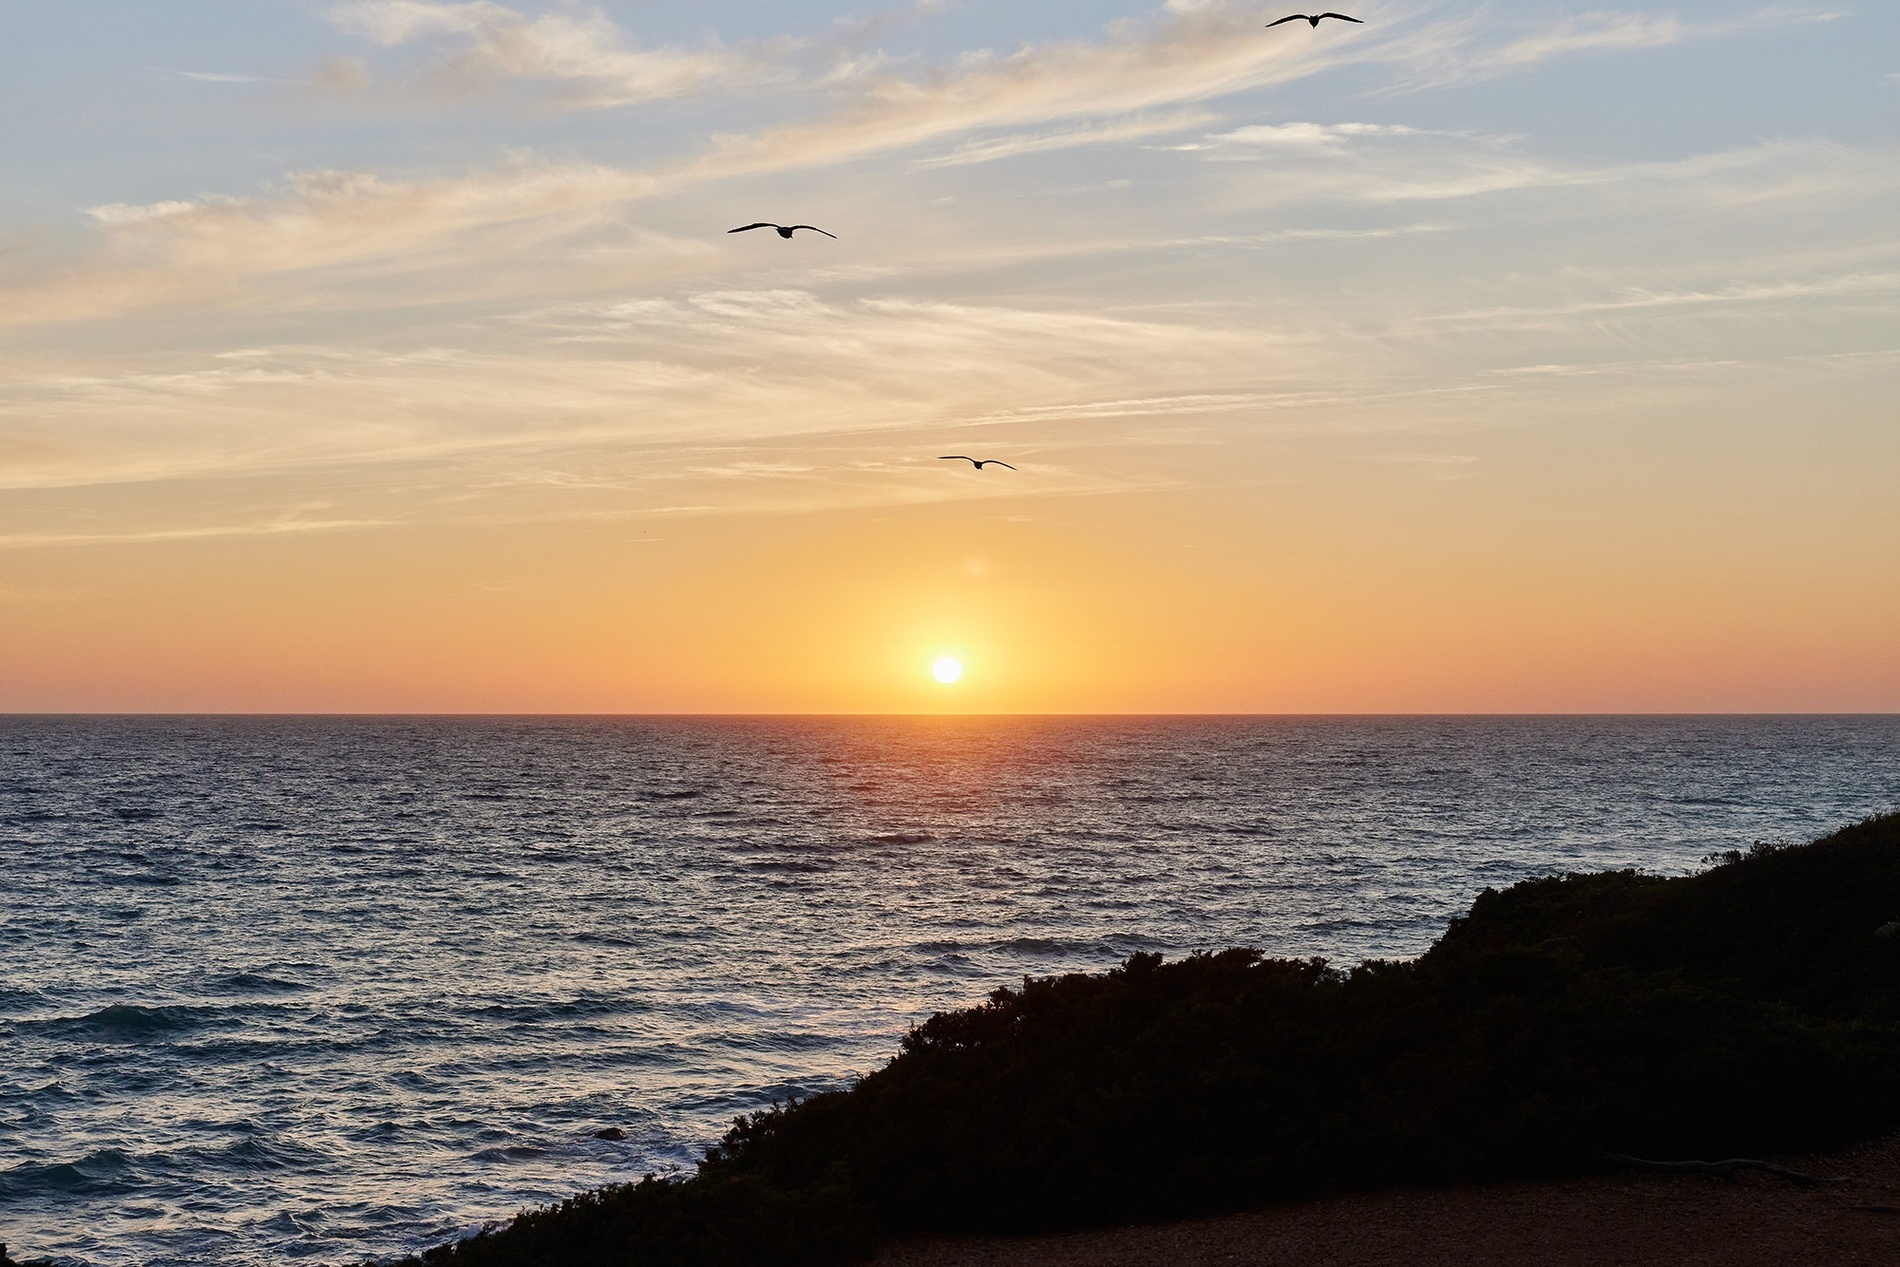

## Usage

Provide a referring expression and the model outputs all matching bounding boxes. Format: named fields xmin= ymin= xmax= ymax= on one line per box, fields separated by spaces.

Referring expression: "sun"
xmin=931 ymin=656 xmax=963 ymax=685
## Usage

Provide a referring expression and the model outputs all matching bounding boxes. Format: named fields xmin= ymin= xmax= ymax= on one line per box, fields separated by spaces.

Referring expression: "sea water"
xmin=3 ymin=715 xmax=1898 ymax=1266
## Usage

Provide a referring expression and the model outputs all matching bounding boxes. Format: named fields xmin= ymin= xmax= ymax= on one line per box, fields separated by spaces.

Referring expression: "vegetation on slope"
xmin=402 ymin=812 xmax=1900 ymax=1267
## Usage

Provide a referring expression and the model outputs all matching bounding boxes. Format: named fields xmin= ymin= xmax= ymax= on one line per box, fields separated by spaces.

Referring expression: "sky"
xmin=0 ymin=0 xmax=1895 ymax=713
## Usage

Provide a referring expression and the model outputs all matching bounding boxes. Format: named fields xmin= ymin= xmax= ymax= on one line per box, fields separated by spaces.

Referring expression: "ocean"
xmin=3 ymin=715 xmax=1898 ymax=1266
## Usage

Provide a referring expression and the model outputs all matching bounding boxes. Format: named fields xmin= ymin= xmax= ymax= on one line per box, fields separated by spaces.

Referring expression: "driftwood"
xmin=1599 ymin=1153 xmax=1847 ymax=1186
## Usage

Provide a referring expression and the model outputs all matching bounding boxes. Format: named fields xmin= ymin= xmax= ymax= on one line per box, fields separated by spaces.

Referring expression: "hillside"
xmin=402 ymin=812 xmax=1900 ymax=1267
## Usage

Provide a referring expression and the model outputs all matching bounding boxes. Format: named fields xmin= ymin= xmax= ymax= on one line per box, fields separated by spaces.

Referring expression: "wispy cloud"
xmin=1366 ymin=452 xmax=1482 ymax=480
xmin=692 ymin=0 xmax=1380 ymax=176
xmin=0 ymin=288 xmax=1314 ymax=502
xmin=680 ymin=3 xmax=1852 ymax=183
xmin=1163 ymin=224 xmax=1457 ymax=246
xmin=329 ymin=0 xmax=774 ymax=105
xmin=1178 ymin=120 xmax=1429 ymax=152
xmin=1408 ymin=270 xmax=1900 ymax=333
xmin=173 ymin=70 xmax=270 ymax=84
xmin=306 ymin=0 xmax=1851 ymax=163
xmin=1400 ymin=5 xmax=1847 ymax=89
xmin=0 ymin=518 xmax=388 ymax=550
xmin=915 ymin=109 xmax=1219 ymax=168
xmin=7 ymin=4 xmax=1891 ymax=366
xmin=17 ymin=118 xmax=1894 ymax=337
xmin=10 ymin=3 xmax=1382 ymax=325
xmin=1197 ymin=129 xmax=1900 ymax=211
xmin=5 ymin=160 xmax=674 ymax=326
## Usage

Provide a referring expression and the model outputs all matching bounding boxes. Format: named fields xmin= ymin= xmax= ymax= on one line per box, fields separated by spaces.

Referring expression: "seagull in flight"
xmin=1266 ymin=12 xmax=1363 ymax=27
xmin=939 ymin=456 xmax=1016 ymax=471
xmin=728 ymin=222 xmax=837 ymax=239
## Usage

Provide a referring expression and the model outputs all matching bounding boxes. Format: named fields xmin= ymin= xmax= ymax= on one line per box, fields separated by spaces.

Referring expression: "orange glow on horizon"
xmin=2 ymin=458 xmax=1895 ymax=715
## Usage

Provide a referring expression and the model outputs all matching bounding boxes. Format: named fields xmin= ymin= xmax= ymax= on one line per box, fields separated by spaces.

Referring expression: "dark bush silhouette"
xmin=401 ymin=812 xmax=1900 ymax=1267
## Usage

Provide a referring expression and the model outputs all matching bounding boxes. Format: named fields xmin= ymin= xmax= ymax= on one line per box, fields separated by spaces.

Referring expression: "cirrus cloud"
xmin=329 ymin=0 xmax=777 ymax=105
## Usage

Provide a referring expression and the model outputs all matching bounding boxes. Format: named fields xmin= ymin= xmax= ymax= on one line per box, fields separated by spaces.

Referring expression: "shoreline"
xmin=873 ymin=1132 xmax=1900 ymax=1267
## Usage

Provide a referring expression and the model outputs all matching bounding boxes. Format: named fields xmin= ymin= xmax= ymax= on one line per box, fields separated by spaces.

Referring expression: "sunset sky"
xmin=1 ymin=0 xmax=1895 ymax=712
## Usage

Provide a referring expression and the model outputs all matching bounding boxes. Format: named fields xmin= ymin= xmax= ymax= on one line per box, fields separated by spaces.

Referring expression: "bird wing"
xmin=788 ymin=225 xmax=838 ymax=238
xmin=938 ymin=456 xmax=977 ymax=463
xmin=1318 ymin=12 xmax=1363 ymax=21
xmin=727 ymin=223 xmax=776 ymax=233
xmin=1265 ymin=14 xmax=1309 ymax=26
xmin=988 ymin=462 xmax=1017 ymax=470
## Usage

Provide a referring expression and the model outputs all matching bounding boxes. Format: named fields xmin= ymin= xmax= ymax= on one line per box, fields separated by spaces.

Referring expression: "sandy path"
xmin=873 ymin=1134 xmax=1900 ymax=1266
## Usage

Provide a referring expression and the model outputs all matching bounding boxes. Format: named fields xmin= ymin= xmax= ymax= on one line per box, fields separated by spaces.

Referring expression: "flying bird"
xmin=1266 ymin=12 xmax=1363 ymax=27
xmin=728 ymin=222 xmax=837 ymax=239
xmin=939 ymin=456 xmax=1016 ymax=471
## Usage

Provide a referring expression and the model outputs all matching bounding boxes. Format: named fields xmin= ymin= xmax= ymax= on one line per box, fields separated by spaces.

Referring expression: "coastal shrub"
xmin=399 ymin=811 xmax=1900 ymax=1266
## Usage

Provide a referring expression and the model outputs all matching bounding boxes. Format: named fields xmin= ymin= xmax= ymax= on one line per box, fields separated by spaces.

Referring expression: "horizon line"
xmin=4 ymin=711 xmax=1897 ymax=720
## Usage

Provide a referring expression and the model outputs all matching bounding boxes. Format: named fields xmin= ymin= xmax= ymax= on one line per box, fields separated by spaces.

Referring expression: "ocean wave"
xmin=996 ymin=938 xmax=1068 ymax=955
xmin=468 ymin=997 xmax=636 ymax=1024
xmin=200 ymin=1135 xmax=332 ymax=1174
xmin=573 ymin=931 xmax=642 ymax=947
xmin=1101 ymin=933 xmax=1169 ymax=950
xmin=720 ymin=1030 xmax=846 ymax=1054
xmin=2 ymin=808 xmax=73 ymax=823
xmin=0 ymin=985 xmax=49 ymax=1012
xmin=215 ymin=973 xmax=309 ymax=994
xmin=36 ymin=1002 xmax=223 ymax=1041
xmin=0 ymin=1148 xmax=139 ymax=1198
xmin=911 ymin=933 xmax=1168 ymax=959
xmin=117 ymin=871 xmax=183 ymax=886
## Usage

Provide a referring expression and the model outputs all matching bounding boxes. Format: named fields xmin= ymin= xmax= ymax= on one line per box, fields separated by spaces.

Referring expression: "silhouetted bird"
xmin=939 ymin=456 xmax=1016 ymax=471
xmin=728 ymin=222 xmax=837 ymax=239
xmin=1266 ymin=12 xmax=1363 ymax=28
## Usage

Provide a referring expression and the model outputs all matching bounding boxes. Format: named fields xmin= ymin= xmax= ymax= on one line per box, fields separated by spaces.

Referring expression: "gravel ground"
xmin=872 ymin=1134 xmax=1900 ymax=1267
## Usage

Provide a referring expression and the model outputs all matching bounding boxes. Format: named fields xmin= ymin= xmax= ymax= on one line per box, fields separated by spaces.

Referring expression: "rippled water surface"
xmin=4 ymin=715 xmax=1899 ymax=1265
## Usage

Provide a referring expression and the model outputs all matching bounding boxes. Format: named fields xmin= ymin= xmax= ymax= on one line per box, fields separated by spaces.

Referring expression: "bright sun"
xmin=931 ymin=656 xmax=964 ymax=685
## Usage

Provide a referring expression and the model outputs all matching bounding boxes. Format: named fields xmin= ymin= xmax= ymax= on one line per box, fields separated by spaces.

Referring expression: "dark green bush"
xmin=402 ymin=812 xmax=1900 ymax=1267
